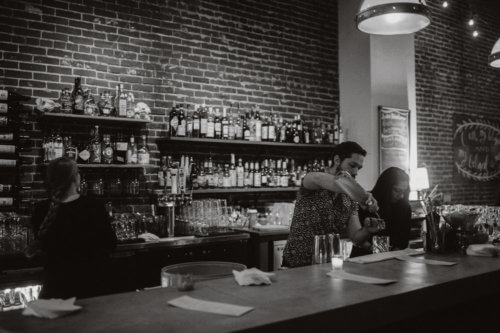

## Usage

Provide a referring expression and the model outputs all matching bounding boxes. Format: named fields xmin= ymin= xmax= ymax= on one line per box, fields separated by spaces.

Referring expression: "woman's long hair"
xmin=371 ymin=167 xmax=410 ymax=216
xmin=37 ymin=157 xmax=79 ymax=240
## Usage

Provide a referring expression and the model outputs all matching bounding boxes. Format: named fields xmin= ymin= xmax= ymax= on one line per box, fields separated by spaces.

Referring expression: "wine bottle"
xmin=0 ymin=89 xmax=30 ymax=102
xmin=71 ymin=77 xmax=84 ymax=114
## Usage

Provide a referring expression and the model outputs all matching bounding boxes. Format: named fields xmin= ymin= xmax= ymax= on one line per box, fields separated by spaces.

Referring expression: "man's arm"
xmin=303 ymin=172 xmax=378 ymax=211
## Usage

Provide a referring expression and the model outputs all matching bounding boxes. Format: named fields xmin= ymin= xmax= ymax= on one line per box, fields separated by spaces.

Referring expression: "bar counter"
xmin=1 ymin=252 xmax=499 ymax=332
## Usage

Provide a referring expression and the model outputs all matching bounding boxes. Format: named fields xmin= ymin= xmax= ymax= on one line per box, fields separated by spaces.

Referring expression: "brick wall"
xmin=415 ymin=1 xmax=500 ymax=205
xmin=0 ymin=0 xmax=338 ymax=210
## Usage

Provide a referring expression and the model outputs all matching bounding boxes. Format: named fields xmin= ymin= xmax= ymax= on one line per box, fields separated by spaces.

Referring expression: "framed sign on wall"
xmin=379 ymin=106 xmax=410 ymax=174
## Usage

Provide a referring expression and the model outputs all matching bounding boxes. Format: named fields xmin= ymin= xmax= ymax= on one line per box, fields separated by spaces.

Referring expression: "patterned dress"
xmin=282 ymin=187 xmax=358 ymax=267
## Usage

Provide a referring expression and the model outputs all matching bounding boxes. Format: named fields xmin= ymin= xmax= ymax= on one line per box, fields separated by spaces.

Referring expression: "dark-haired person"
xmin=27 ymin=157 xmax=116 ymax=299
xmin=282 ymin=141 xmax=382 ymax=268
xmin=350 ymin=167 xmax=412 ymax=257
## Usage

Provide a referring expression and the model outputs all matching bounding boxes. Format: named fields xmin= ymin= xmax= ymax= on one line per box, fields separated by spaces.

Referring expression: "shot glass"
xmin=328 ymin=233 xmax=343 ymax=270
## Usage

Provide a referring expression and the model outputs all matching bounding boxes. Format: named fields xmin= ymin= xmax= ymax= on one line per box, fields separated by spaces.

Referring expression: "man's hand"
xmin=359 ymin=193 xmax=379 ymax=214
xmin=363 ymin=217 xmax=385 ymax=234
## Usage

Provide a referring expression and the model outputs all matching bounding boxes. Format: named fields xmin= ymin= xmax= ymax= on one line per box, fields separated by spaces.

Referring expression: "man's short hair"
xmin=332 ymin=141 xmax=367 ymax=161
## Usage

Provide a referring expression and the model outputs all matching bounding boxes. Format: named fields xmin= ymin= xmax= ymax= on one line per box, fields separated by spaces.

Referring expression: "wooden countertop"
xmin=1 ymin=252 xmax=500 ymax=332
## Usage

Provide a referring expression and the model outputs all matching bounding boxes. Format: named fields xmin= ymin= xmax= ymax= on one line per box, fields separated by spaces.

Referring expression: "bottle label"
xmin=79 ymin=149 xmax=90 ymax=162
xmin=268 ymin=126 xmax=275 ymax=141
xmin=0 ymin=145 xmax=15 ymax=153
xmin=262 ymin=126 xmax=268 ymax=140
xmin=193 ymin=119 xmax=200 ymax=130
xmin=116 ymin=142 xmax=128 ymax=151
xmin=0 ymin=103 xmax=7 ymax=113
xmin=206 ymin=122 xmax=215 ymax=138
xmin=0 ymin=197 xmax=13 ymax=206
xmin=103 ymin=146 xmax=114 ymax=163
xmin=138 ymin=153 xmax=150 ymax=165
xmin=170 ymin=116 xmax=179 ymax=130
xmin=223 ymin=176 xmax=231 ymax=188
xmin=74 ymin=95 xmax=84 ymax=111
xmin=0 ymin=90 xmax=7 ymax=101
xmin=177 ymin=120 xmax=186 ymax=136
xmin=200 ymin=118 xmax=207 ymax=134
xmin=119 ymin=100 xmax=127 ymax=117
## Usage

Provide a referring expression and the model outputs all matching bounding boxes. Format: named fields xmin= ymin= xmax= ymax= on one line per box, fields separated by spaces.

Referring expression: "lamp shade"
xmin=489 ymin=38 xmax=500 ymax=68
xmin=410 ymin=167 xmax=429 ymax=191
xmin=356 ymin=0 xmax=431 ymax=35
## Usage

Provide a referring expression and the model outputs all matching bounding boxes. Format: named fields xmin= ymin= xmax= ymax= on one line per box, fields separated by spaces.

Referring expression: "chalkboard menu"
xmin=453 ymin=115 xmax=500 ymax=182
xmin=379 ymin=106 xmax=410 ymax=174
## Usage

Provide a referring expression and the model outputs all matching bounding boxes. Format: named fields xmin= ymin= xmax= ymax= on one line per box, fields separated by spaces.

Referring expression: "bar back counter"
xmin=1 ymin=252 xmax=499 ymax=332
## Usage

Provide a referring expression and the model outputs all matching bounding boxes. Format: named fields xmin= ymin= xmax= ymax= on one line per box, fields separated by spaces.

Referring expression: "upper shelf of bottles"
xmin=191 ymin=187 xmax=299 ymax=194
xmin=41 ymin=163 xmax=158 ymax=169
xmin=40 ymin=112 xmax=151 ymax=125
xmin=157 ymin=137 xmax=336 ymax=151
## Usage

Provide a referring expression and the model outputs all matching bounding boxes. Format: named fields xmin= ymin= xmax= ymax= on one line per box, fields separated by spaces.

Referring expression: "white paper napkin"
xmin=327 ymin=270 xmax=396 ymax=285
xmin=22 ymin=297 xmax=82 ymax=319
xmin=466 ymin=244 xmax=500 ymax=257
xmin=233 ymin=268 xmax=274 ymax=286
xmin=346 ymin=248 xmax=424 ymax=264
xmin=168 ymin=296 xmax=254 ymax=317
xmin=395 ymin=255 xmax=456 ymax=266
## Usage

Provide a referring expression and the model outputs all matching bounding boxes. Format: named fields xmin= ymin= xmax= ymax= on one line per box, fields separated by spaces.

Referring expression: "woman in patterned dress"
xmin=282 ymin=141 xmax=382 ymax=268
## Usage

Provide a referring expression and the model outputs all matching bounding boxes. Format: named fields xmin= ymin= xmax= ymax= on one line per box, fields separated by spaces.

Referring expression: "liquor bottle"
xmin=261 ymin=113 xmax=269 ymax=142
xmin=222 ymin=164 xmax=231 ymax=188
xmin=101 ymin=134 xmax=114 ymax=164
xmin=126 ymin=135 xmax=137 ymax=164
xmin=72 ymin=77 xmax=84 ymax=114
xmin=228 ymin=107 xmax=235 ymax=140
xmin=268 ymin=112 xmax=276 ymax=142
xmin=333 ymin=116 xmax=340 ymax=144
xmin=281 ymin=160 xmax=289 ymax=187
xmin=254 ymin=161 xmax=261 ymax=188
xmin=114 ymin=132 xmax=127 ymax=164
xmin=214 ymin=108 xmax=222 ymax=139
xmin=53 ymin=130 xmax=64 ymax=159
xmin=261 ymin=159 xmax=268 ymax=187
xmin=221 ymin=107 xmax=229 ymax=139
xmin=293 ymin=116 xmax=301 ymax=143
xmin=207 ymin=157 xmax=215 ymax=188
xmin=60 ymin=88 xmax=72 ymax=114
xmin=64 ymin=136 xmax=78 ymax=160
xmin=88 ymin=126 xmax=101 ymax=163
xmin=206 ymin=107 xmax=215 ymax=139
xmin=327 ymin=124 xmax=334 ymax=144
xmin=169 ymin=103 xmax=179 ymax=137
xmin=243 ymin=116 xmax=250 ymax=141
xmin=248 ymin=162 xmax=255 ymax=187
xmin=158 ymin=156 xmax=166 ymax=188
xmin=234 ymin=105 xmax=243 ymax=140
xmin=126 ymin=92 xmax=135 ymax=118
xmin=217 ymin=163 xmax=224 ymax=188
xmin=0 ymin=89 xmax=30 ymax=102
xmin=118 ymin=84 xmax=127 ymax=117
xmin=200 ymin=104 xmax=208 ymax=138
xmin=82 ymin=90 xmax=95 ymax=116
xmin=274 ymin=159 xmax=281 ymax=187
xmin=289 ymin=159 xmax=297 ymax=186
xmin=101 ymin=91 xmax=113 ymax=116
xmin=229 ymin=153 xmax=237 ymax=187
xmin=190 ymin=157 xmax=199 ymax=190
xmin=192 ymin=104 xmax=200 ymax=138
xmin=197 ymin=161 xmax=206 ymax=189
xmin=185 ymin=105 xmax=193 ymax=138
xmin=297 ymin=112 xmax=304 ymax=143
xmin=177 ymin=104 xmax=186 ymax=137
xmin=254 ymin=106 xmax=262 ymax=142
xmin=236 ymin=158 xmax=244 ymax=188
xmin=338 ymin=116 xmax=346 ymax=143
xmin=77 ymin=137 xmax=91 ymax=164
xmin=248 ymin=109 xmax=255 ymax=141
xmin=243 ymin=161 xmax=251 ymax=187
xmin=137 ymin=135 xmax=150 ymax=165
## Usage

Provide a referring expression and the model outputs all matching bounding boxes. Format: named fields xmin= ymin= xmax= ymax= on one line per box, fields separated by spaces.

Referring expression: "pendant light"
xmin=489 ymin=38 xmax=500 ymax=68
xmin=356 ymin=0 xmax=431 ymax=35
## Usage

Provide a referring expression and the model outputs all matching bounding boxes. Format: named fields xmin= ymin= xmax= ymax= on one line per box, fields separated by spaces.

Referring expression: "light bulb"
xmin=468 ymin=19 xmax=474 ymax=26
xmin=472 ymin=30 xmax=479 ymax=38
xmin=442 ymin=1 xmax=448 ymax=8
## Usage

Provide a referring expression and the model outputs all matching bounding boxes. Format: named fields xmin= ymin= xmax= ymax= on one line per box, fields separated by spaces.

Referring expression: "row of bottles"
xmin=43 ymin=126 xmax=150 ymax=165
xmin=79 ymin=174 xmax=143 ymax=197
xmin=168 ymin=103 xmax=344 ymax=144
xmin=158 ymin=154 xmax=333 ymax=191
xmin=57 ymin=77 xmax=143 ymax=119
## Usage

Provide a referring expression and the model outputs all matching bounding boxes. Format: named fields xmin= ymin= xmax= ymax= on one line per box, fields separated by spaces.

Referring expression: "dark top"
xmin=350 ymin=200 xmax=412 ymax=257
xmin=30 ymin=196 xmax=117 ymax=299
xmin=282 ymin=187 xmax=358 ymax=267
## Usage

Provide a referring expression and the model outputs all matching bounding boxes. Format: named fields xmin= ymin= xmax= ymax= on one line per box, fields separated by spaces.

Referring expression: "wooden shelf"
xmin=157 ymin=137 xmax=335 ymax=150
xmin=40 ymin=112 xmax=151 ymax=125
xmin=41 ymin=163 xmax=158 ymax=169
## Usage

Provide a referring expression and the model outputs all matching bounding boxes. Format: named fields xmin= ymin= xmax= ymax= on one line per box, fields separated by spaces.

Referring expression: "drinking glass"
xmin=328 ymin=233 xmax=343 ymax=270
xmin=312 ymin=235 xmax=328 ymax=264
xmin=372 ymin=235 xmax=390 ymax=253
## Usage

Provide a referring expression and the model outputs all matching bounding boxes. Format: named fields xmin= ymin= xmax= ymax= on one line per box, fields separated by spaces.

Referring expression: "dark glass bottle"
xmin=72 ymin=77 xmax=84 ymax=114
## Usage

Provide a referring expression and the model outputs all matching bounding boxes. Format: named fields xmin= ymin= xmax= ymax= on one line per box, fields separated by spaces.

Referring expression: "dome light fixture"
xmin=356 ymin=0 xmax=431 ymax=35
xmin=489 ymin=38 xmax=500 ymax=68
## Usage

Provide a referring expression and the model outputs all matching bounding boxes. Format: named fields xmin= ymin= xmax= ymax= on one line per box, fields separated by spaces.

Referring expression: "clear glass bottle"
xmin=137 ymin=135 xmax=150 ymax=165
xmin=126 ymin=135 xmax=137 ymax=164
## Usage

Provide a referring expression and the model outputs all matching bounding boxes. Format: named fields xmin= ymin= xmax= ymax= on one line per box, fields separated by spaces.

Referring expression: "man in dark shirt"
xmin=282 ymin=141 xmax=381 ymax=267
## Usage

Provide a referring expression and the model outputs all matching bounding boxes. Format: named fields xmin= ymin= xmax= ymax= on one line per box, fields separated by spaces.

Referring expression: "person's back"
xmin=28 ymin=157 xmax=116 ymax=299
